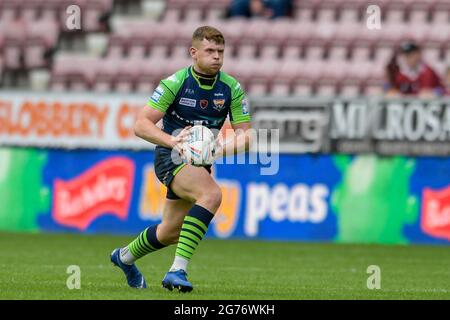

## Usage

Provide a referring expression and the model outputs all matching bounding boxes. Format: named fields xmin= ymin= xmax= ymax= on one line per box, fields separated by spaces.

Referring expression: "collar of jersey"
xmin=190 ymin=66 xmax=219 ymax=90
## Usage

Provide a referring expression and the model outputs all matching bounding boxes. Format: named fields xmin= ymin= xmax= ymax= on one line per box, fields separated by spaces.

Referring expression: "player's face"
xmin=191 ymin=39 xmax=224 ymax=75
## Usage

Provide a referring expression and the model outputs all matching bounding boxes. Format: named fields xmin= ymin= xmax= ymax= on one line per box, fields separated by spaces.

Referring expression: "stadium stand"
xmin=0 ymin=0 xmax=449 ymax=96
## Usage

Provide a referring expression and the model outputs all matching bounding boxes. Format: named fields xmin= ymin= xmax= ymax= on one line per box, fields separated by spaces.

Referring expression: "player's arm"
xmin=217 ymin=121 xmax=253 ymax=157
xmin=135 ymin=81 xmax=190 ymax=150
xmin=134 ymin=107 xmax=190 ymax=149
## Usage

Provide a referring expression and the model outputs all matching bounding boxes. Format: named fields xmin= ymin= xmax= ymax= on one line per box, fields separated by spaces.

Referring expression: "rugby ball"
xmin=182 ymin=125 xmax=216 ymax=166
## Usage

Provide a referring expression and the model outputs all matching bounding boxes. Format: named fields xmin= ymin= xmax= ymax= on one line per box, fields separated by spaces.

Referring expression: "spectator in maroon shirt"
xmin=227 ymin=0 xmax=293 ymax=19
xmin=385 ymin=41 xmax=444 ymax=98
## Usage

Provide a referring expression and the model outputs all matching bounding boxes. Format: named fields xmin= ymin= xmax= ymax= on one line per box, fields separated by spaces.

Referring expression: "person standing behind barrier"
xmin=385 ymin=41 xmax=444 ymax=98
xmin=227 ymin=0 xmax=293 ymax=19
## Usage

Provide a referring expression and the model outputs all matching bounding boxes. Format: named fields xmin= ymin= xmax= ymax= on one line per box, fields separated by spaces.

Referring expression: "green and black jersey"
xmin=147 ymin=66 xmax=251 ymax=136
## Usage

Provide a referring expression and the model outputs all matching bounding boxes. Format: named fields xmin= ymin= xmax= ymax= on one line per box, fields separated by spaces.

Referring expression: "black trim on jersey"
xmin=192 ymin=67 xmax=217 ymax=79
xmin=199 ymin=78 xmax=215 ymax=86
xmin=159 ymin=81 xmax=176 ymax=97
xmin=232 ymin=91 xmax=245 ymax=101
xmin=191 ymin=67 xmax=218 ymax=86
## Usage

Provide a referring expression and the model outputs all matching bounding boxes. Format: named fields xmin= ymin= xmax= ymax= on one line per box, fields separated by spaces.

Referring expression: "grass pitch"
xmin=0 ymin=232 xmax=449 ymax=300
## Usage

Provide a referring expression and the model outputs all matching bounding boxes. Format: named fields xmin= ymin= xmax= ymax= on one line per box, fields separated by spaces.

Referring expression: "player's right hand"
xmin=171 ymin=126 xmax=191 ymax=158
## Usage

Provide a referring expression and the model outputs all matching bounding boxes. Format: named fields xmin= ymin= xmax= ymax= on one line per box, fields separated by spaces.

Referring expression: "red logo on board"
xmin=422 ymin=186 xmax=450 ymax=240
xmin=53 ymin=157 xmax=135 ymax=230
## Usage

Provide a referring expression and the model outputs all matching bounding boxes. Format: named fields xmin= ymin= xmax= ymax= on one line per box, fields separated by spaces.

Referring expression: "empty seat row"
xmin=246 ymin=78 xmax=385 ymax=97
xmin=108 ymin=18 xmax=450 ymax=45
xmin=50 ymin=48 xmax=450 ymax=96
xmin=49 ymin=54 xmax=387 ymax=92
xmin=106 ymin=36 xmax=450 ymax=65
xmin=3 ymin=0 xmax=450 ymax=97
xmin=0 ymin=19 xmax=59 ymax=69
xmin=0 ymin=0 xmax=112 ymax=31
xmin=105 ymin=19 xmax=450 ymax=63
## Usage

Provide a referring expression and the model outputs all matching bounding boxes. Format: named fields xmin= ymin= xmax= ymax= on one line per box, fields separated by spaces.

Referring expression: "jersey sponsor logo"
xmin=200 ymin=99 xmax=209 ymax=109
xmin=155 ymin=85 xmax=164 ymax=94
xmin=213 ymin=99 xmax=226 ymax=111
xmin=150 ymin=93 xmax=161 ymax=103
xmin=242 ymin=97 xmax=249 ymax=115
xmin=185 ymin=88 xmax=195 ymax=95
xmin=179 ymin=97 xmax=197 ymax=108
xmin=214 ymin=92 xmax=224 ymax=97
xmin=53 ymin=157 xmax=134 ymax=231
xmin=150 ymin=86 xmax=164 ymax=103
xmin=170 ymin=110 xmax=223 ymax=127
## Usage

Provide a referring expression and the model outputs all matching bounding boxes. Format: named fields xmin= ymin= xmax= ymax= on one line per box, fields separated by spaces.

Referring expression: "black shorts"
xmin=154 ymin=146 xmax=212 ymax=200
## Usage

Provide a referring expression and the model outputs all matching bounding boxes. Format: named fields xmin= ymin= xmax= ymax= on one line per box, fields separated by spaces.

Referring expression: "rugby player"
xmin=110 ymin=26 xmax=252 ymax=292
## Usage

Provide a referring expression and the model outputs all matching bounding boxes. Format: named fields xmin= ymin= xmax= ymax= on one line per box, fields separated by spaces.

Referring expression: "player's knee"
xmin=199 ymin=185 xmax=222 ymax=212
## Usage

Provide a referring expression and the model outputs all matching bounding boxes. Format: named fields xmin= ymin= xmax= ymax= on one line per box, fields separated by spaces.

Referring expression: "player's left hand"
xmin=211 ymin=136 xmax=224 ymax=162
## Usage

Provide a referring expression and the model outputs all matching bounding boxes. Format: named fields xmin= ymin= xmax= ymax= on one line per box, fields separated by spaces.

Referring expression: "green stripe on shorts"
xmin=173 ymin=163 xmax=186 ymax=176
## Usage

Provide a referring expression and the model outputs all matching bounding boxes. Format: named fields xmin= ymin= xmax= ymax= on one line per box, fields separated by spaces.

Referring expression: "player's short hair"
xmin=192 ymin=26 xmax=225 ymax=46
